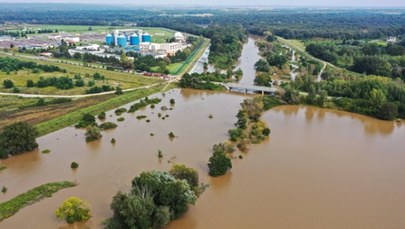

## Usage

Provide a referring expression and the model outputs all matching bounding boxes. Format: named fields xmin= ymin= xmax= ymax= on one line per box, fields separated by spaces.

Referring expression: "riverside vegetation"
xmin=55 ymin=197 xmax=91 ymax=224
xmin=208 ymin=96 xmax=281 ymax=177
xmin=0 ymin=181 xmax=77 ymax=221
xmin=105 ymin=165 xmax=204 ymax=229
xmin=0 ymin=122 xmax=38 ymax=159
xmin=255 ymin=33 xmax=405 ymax=121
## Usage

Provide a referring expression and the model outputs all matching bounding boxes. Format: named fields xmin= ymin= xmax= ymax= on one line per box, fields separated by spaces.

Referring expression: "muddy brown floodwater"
xmin=236 ymin=35 xmax=261 ymax=86
xmin=1 ymin=88 xmax=405 ymax=229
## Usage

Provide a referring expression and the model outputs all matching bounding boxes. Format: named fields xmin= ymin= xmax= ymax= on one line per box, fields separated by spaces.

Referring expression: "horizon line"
xmin=0 ymin=2 xmax=405 ymax=9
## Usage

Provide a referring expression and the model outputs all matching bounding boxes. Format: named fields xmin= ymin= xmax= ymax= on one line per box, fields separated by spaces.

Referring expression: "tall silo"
xmin=142 ymin=32 xmax=151 ymax=43
xmin=117 ymin=34 xmax=127 ymax=48
xmin=130 ymin=33 xmax=140 ymax=46
xmin=105 ymin=34 xmax=114 ymax=46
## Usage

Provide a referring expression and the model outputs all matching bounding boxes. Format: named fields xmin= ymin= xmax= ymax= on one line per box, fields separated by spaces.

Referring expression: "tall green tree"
xmin=3 ymin=79 xmax=14 ymax=88
xmin=0 ymin=122 xmax=38 ymax=159
xmin=208 ymin=146 xmax=232 ymax=177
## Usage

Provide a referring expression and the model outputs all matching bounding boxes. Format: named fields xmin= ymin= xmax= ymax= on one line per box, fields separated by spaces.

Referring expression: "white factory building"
xmin=174 ymin=32 xmax=186 ymax=42
xmin=142 ymin=42 xmax=190 ymax=56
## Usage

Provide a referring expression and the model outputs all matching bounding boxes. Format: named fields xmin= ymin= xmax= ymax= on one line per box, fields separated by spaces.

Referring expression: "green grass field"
xmin=0 ymin=53 xmax=163 ymax=95
xmin=150 ymin=62 xmax=185 ymax=75
xmin=27 ymin=25 xmax=131 ymax=33
xmin=287 ymin=39 xmax=307 ymax=51
xmin=0 ymin=95 xmax=40 ymax=112
xmin=167 ymin=62 xmax=184 ymax=74
xmin=369 ymin=40 xmax=388 ymax=46
xmin=25 ymin=25 xmax=176 ymax=44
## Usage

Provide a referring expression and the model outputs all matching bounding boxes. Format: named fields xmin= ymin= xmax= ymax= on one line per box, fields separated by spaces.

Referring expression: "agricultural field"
xmin=0 ymin=82 xmax=173 ymax=135
xmin=0 ymin=52 xmax=168 ymax=131
xmin=0 ymin=53 xmax=163 ymax=95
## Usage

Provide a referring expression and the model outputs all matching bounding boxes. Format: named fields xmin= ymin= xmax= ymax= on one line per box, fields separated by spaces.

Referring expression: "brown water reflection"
xmin=236 ymin=35 xmax=261 ymax=86
xmin=170 ymin=104 xmax=405 ymax=229
xmin=273 ymin=105 xmax=398 ymax=136
xmin=1 ymin=91 xmax=405 ymax=229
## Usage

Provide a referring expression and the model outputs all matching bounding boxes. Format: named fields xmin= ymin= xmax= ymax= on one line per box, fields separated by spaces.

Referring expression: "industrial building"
xmin=48 ymin=35 xmax=80 ymax=44
xmin=104 ymin=30 xmax=188 ymax=58
xmin=174 ymin=32 xmax=186 ymax=42
xmin=105 ymin=30 xmax=151 ymax=48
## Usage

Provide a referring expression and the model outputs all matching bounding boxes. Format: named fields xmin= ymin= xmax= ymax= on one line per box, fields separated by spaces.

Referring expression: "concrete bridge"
xmin=221 ymin=83 xmax=280 ymax=95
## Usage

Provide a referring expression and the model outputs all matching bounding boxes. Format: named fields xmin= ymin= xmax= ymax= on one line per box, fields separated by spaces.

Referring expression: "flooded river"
xmin=236 ymin=36 xmax=261 ymax=85
xmin=1 ymin=34 xmax=405 ymax=229
xmin=1 ymin=89 xmax=405 ymax=229
xmin=170 ymin=105 xmax=405 ymax=229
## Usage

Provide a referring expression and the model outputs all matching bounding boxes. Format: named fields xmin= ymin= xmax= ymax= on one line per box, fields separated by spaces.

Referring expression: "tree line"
xmin=287 ymin=68 xmax=405 ymax=120
xmin=0 ymin=57 xmax=66 ymax=73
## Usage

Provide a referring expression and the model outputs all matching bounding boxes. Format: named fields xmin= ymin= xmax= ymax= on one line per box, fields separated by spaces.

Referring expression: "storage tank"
xmin=130 ymin=33 xmax=140 ymax=46
xmin=142 ymin=32 xmax=151 ymax=43
xmin=105 ymin=34 xmax=114 ymax=46
xmin=117 ymin=35 xmax=127 ymax=48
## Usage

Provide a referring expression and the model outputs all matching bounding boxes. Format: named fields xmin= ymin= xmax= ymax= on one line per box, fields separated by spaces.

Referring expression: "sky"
xmin=0 ymin=0 xmax=405 ymax=7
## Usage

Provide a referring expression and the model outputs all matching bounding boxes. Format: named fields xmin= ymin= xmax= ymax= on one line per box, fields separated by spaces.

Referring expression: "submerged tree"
xmin=169 ymin=164 xmax=199 ymax=188
xmin=208 ymin=146 xmax=232 ymax=177
xmin=55 ymin=197 xmax=91 ymax=224
xmin=106 ymin=170 xmax=199 ymax=229
xmin=85 ymin=126 xmax=102 ymax=142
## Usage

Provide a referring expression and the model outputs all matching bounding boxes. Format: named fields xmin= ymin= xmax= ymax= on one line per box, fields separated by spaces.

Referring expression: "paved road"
xmin=0 ymin=83 xmax=163 ymax=99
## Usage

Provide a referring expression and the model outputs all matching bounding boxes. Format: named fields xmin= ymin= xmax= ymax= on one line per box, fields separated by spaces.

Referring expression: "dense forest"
xmin=2 ymin=5 xmax=404 ymax=69
xmin=306 ymin=41 xmax=405 ymax=79
xmin=1 ymin=5 xmax=404 ymax=40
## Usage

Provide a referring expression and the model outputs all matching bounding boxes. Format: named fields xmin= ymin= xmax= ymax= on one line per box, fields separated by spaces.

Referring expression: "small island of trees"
xmin=105 ymin=165 xmax=204 ymax=229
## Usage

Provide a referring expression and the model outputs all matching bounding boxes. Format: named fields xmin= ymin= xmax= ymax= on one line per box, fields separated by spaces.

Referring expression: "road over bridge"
xmin=222 ymin=83 xmax=280 ymax=95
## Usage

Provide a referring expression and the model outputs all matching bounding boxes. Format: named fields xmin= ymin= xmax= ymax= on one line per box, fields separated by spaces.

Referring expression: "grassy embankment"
xmin=149 ymin=38 xmax=210 ymax=75
xmin=0 ymin=181 xmax=77 ymax=221
xmin=0 ymin=94 xmax=113 ymax=130
xmin=176 ymin=39 xmax=210 ymax=75
xmin=35 ymin=83 xmax=173 ymax=136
